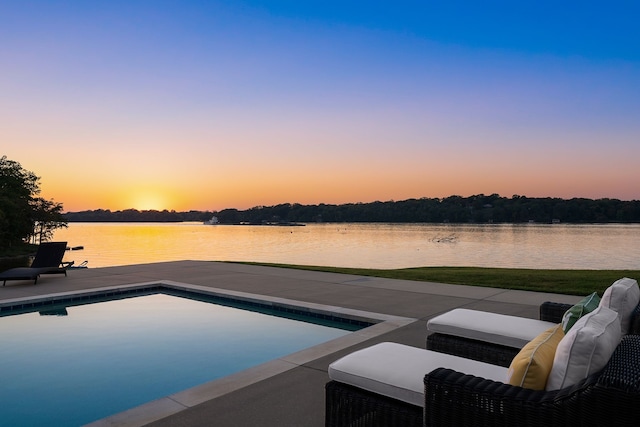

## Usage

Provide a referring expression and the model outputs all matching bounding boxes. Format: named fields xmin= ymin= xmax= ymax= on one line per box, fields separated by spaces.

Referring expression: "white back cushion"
xmin=600 ymin=277 xmax=640 ymax=334
xmin=546 ymin=305 xmax=621 ymax=391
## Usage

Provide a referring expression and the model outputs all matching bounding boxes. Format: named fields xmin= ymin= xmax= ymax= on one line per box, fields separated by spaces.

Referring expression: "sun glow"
xmin=127 ymin=190 xmax=170 ymax=211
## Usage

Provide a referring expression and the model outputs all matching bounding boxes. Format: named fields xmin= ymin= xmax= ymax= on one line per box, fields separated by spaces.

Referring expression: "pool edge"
xmin=8 ymin=280 xmax=416 ymax=427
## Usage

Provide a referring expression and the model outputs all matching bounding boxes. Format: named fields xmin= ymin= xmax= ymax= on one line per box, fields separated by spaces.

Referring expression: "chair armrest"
xmin=540 ymin=301 xmax=640 ymax=334
xmin=539 ymin=301 xmax=571 ymax=322
xmin=426 ymin=368 xmax=557 ymax=426
xmin=424 ymin=368 xmax=593 ymax=426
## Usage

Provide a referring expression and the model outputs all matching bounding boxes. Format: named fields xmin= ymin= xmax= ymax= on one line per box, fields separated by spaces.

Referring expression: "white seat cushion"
xmin=427 ymin=309 xmax=557 ymax=348
xmin=328 ymin=342 xmax=508 ymax=407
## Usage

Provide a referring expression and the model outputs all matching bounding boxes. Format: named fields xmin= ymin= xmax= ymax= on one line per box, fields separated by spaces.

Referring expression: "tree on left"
xmin=0 ymin=156 xmax=67 ymax=250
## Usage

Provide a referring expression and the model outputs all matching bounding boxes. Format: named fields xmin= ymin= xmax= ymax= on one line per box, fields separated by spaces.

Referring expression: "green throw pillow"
xmin=561 ymin=292 xmax=600 ymax=333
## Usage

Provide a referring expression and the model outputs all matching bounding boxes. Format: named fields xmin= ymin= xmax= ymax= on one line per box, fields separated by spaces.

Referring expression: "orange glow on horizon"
xmin=29 ymin=135 xmax=640 ymax=213
xmin=125 ymin=192 xmax=169 ymax=212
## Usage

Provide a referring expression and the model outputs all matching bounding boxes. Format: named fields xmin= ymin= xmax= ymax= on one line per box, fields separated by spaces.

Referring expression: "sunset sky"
xmin=2 ymin=1 xmax=639 ymax=212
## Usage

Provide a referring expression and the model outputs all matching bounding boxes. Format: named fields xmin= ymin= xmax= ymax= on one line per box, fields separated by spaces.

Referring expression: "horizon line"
xmin=62 ymin=193 xmax=640 ymax=214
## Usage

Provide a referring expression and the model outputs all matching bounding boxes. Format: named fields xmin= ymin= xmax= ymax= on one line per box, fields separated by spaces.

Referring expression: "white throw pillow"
xmin=546 ymin=305 xmax=621 ymax=391
xmin=600 ymin=277 xmax=640 ymax=334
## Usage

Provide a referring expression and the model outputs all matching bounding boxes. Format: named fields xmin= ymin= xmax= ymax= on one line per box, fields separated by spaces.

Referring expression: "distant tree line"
xmin=63 ymin=194 xmax=640 ymax=224
xmin=63 ymin=209 xmax=208 ymax=222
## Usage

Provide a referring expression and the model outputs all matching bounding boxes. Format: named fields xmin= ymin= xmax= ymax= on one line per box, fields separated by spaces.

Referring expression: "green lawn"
xmin=239 ymin=262 xmax=640 ymax=296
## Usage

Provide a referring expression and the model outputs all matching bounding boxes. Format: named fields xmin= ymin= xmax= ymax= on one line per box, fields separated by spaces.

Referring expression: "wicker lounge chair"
xmin=327 ymin=280 xmax=640 ymax=426
xmin=0 ymin=242 xmax=70 ymax=286
xmin=424 ymin=335 xmax=640 ymax=426
xmin=326 ymin=342 xmax=507 ymax=427
xmin=426 ymin=301 xmax=570 ymax=367
xmin=427 ymin=287 xmax=640 ymax=367
xmin=326 ymin=335 xmax=640 ymax=427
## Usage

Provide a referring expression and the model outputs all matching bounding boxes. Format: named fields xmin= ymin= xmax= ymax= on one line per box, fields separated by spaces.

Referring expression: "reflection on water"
xmin=52 ymin=222 xmax=640 ymax=270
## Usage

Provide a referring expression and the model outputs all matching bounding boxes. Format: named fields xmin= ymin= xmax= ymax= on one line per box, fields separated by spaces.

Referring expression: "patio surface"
xmin=0 ymin=261 xmax=579 ymax=426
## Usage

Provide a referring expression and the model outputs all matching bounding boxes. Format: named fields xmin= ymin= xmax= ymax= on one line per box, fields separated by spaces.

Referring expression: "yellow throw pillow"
xmin=506 ymin=324 xmax=565 ymax=390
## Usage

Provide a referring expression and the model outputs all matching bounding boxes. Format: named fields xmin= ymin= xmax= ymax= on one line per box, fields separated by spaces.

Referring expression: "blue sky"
xmin=2 ymin=1 xmax=639 ymax=211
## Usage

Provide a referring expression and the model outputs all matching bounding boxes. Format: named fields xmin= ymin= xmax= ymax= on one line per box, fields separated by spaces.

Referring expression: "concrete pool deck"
xmin=0 ymin=261 xmax=579 ymax=426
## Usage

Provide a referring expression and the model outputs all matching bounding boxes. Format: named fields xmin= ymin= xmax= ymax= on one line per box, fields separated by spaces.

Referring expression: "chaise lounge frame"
xmin=325 ymin=335 xmax=640 ymax=427
xmin=424 ymin=334 xmax=640 ymax=426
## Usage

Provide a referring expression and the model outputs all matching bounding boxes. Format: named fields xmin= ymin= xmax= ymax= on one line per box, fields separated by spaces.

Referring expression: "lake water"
xmin=51 ymin=222 xmax=640 ymax=270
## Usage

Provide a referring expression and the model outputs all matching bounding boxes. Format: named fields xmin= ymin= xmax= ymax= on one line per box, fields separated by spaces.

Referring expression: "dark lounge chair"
xmin=0 ymin=242 xmax=71 ymax=286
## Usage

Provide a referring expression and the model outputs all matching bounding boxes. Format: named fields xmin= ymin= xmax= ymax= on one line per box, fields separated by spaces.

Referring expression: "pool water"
xmin=0 ymin=293 xmax=354 ymax=426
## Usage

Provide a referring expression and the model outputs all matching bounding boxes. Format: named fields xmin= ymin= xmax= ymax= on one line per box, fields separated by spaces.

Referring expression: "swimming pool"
xmin=0 ymin=284 xmax=375 ymax=426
